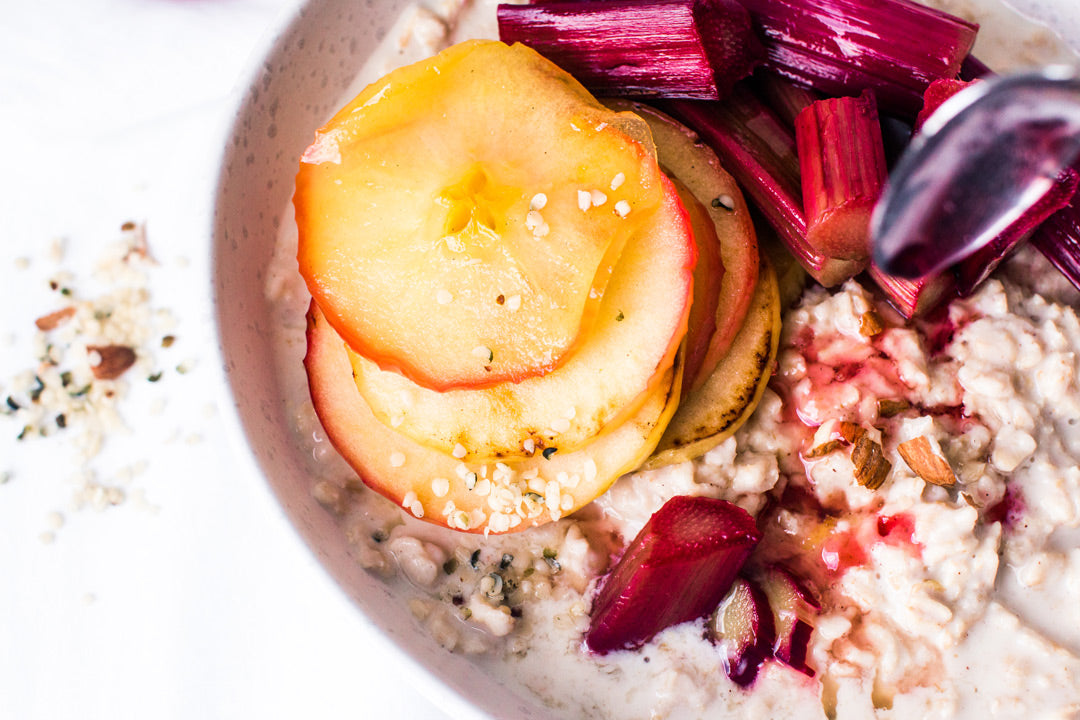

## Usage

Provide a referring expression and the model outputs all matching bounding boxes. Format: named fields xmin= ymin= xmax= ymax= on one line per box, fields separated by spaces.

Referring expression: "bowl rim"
xmin=206 ymin=3 xmax=498 ymax=718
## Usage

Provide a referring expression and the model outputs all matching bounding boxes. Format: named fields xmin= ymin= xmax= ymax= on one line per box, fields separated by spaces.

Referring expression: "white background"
xmin=0 ymin=1 xmax=451 ymax=718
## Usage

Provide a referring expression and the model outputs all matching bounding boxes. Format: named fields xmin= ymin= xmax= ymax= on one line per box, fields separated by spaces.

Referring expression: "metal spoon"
xmin=871 ymin=66 xmax=1080 ymax=279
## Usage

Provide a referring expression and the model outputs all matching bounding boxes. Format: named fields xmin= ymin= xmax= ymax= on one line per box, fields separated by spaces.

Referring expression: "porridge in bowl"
xmin=262 ymin=0 xmax=1080 ymax=717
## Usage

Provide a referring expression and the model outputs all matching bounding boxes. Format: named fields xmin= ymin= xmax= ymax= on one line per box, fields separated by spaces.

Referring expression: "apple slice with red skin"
xmin=584 ymin=496 xmax=760 ymax=654
xmin=347 ymin=173 xmax=696 ymax=463
xmin=607 ymin=100 xmax=759 ymax=391
xmin=645 ymin=256 xmax=781 ymax=468
xmin=672 ymin=177 xmax=724 ymax=397
xmin=709 ymin=576 xmax=776 ymax=687
xmin=296 ymin=40 xmax=667 ymax=392
xmin=305 ymin=301 xmax=684 ymax=534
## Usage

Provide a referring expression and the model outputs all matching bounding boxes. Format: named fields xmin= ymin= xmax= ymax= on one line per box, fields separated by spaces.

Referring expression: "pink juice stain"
xmin=986 ymin=486 xmax=1026 ymax=530
xmin=877 ymin=512 xmax=922 ymax=553
xmin=820 ymin=512 xmax=922 ymax=575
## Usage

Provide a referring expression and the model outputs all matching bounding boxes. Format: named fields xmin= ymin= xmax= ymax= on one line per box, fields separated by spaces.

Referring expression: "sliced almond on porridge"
xmin=876 ymin=398 xmax=911 ymax=418
xmin=897 ymin=435 xmax=956 ymax=486
xmin=805 ymin=439 xmax=844 ymax=458
xmin=851 ymin=434 xmax=890 ymax=490
xmin=839 ymin=421 xmax=867 ymax=445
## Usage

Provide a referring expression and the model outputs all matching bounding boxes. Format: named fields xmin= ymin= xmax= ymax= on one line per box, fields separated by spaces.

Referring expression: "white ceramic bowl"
xmin=211 ymin=1 xmax=1079 ymax=718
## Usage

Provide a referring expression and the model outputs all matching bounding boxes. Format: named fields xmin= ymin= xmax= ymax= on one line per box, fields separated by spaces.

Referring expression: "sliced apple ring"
xmin=348 ymin=174 xmax=695 ymax=463
xmin=305 ymin=302 xmax=683 ymax=534
xmin=607 ymin=100 xmax=760 ymax=392
xmin=296 ymin=40 xmax=667 ymax=392
xmin=672 ymin=177 xmax=724 ymax=395
xmin=644 ymin=256 xmax=781 ymax=469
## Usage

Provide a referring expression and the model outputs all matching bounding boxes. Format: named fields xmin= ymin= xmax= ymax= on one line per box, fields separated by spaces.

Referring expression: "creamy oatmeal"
xmin=266 ymin=0 xmax=1080 ymax=717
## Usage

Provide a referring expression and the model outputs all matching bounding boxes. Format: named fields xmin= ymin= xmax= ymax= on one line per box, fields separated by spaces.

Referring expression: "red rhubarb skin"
xmin=1033 ymin=197 xmax=1080 ymax=292
xmin=960 ymin=54 xmax=994 ymax=81
xmin=795 ymin=88 xmax=887 ymax=261
xmin=753 ymin=73 xmax=818 ymax=128
xmin=716 ymin=576 xmax=777 ymax=687
xmin=867 ymin=264 xmax=958 ymax=319
xmin=914 ymin=78 xmax=978 ymax=131
xmin=736 ymin=0 xmax=978 ymax=116
xmin=497 ymin=0 xmax=762 ymax=99
xmin=585 ymin=495 xmax=761 ymax=654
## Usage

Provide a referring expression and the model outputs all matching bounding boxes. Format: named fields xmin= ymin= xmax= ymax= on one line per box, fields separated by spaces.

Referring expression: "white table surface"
xmin=0 ymin=2 xmax=452 ymax=718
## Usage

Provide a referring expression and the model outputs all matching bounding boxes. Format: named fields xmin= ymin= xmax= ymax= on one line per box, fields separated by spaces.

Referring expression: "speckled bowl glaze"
xmin=211 ymin=0 xmax=1079 ymax=718
xmin=210 ymin=2 xmax=551 ymax=718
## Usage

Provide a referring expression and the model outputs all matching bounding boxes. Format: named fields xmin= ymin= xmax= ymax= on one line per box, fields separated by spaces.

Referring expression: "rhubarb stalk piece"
xmin=1033 ymin=198 xmax=1080 ymax=292
xmin=868 ymin=264 xmax=958 ymax=319
xmin=914 ymin=78 xmax=978 ymax=131
xmin=960 ymin=54 xmax=994 ymax=81
xmin=584 ymin=495 xmax=761 ymax=654
xmin=758 ymin=565 xmax=819 ymax=676
xmin=795 ymin=89 xmax=888 ymax=261
xmin=497 ymin=0 xmax=763 ymax=99
xmin=710 ymin=576 xmax=776 ymax=687
xmin=666 ymin=92 xmax=865 ymax=286
xmin=737 ymin=0 xmax=978 ymax=116
xmin=753 ymin=72 xmax=817 ymax=128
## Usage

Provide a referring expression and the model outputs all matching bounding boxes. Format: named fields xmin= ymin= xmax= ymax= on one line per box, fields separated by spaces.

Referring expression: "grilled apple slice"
xmin=645 ymin=257 xmax=780 ymax=468
xmin=608 ymin=100 xmax=759 ymax=391
xmin=349 ymin=174 xmax=695 ymax=463
xmin=305 ymin=303 xmax=683 ymax=534
xmin=296 ymin=40 xmax=666 ymax=392
xmin=673 ymin=177 xmax=724 ymax=396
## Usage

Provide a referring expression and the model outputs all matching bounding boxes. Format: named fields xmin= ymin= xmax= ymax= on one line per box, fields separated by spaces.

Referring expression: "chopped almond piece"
xmin=88 ymin=345 xmax=137 ymax=380
xmin=839 ymin=422 xmax=866 ymax=445
xmin=859 ymin=310 xmax=884 ymax=337
xmin=805 ymin=439 xmax=844 ymax=458
xmin=877 ymin=398 xmax=910 ymax=418
xmin=35 ymin=306 xmax=76 ymax=331
xmin=897 ymin=435 xmax=956 ymax=486
xmin=851 ymin=434 xmax=890 ymax=490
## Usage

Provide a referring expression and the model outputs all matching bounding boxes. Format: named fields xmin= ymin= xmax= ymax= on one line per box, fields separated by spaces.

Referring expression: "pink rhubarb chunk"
xmin=737 ymin=0 xmax=978 ymax=116
xmin=758 ymin=565 xmax=820 ymax=676
xmin=666 ymin=92 xmax=865 ymax=286
xmin=497 ymin=0 xmax=763 ymax=99
xmin=584 ymin=495 xmax=761 ymax=654
xmin=710 ymin=576 xmax=776 ymax=686
xmin=796 ymin=89 xmax=888 ymax=262
xmin=914 ymin=78 xmax=978 ymax=131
